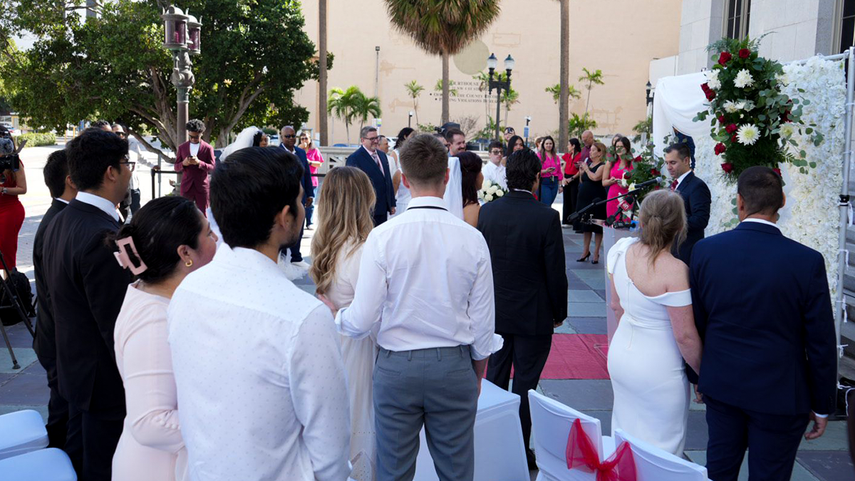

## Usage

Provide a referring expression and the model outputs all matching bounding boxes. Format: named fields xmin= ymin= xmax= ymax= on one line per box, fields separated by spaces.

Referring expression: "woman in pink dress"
xmin=111 ymin=196 xmax=218 ymax=481
xmin=300 ymin=133 xmax=324 ymax=229
xmin=603 ymin=136 xmax=635 ymax=221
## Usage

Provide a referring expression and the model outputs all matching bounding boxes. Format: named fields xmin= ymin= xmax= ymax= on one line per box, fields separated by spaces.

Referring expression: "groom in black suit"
xmin=690 ymin=167 xmax=837 ymax=481
xmin=478 ymin=149 xmax=568 ymax=469
xmin=346 ymin=126 xmax=395 ymax=225
xmin=664 ymin=142 xmax=710 ymax=265
xmin=42 ymin=129 xmax=133 ymax=480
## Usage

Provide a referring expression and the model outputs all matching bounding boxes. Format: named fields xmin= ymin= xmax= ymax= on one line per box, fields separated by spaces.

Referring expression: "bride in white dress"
xmin=310 ymin=166 xmax=378 ymax=481
xmin=606 ymin=189 xmax=703 ymax=455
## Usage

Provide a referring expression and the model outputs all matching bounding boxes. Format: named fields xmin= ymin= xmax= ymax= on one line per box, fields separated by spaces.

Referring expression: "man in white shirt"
xmin=168 ymin=147 xmax=350 ymax=481
xmin=323 ymin=133 xmax=495 ymax=481
xmin=482 ymin=140 xmax=507 ymax=190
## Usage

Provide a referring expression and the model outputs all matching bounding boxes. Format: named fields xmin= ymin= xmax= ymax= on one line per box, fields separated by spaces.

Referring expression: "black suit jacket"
xmin=279 ymin=144 xmax=315 ymax=201
xmin=674 ymin=172 xmax=711 ymax=265
xmin=690 ymin=222 xmax=837 ymax=415
xmin=346 ymin=147 xmax=395 ymax=215
xmin=478 ymin=191 xmax=568 ymax=335
xmin=32 ymin=198 xmax=67 ymax=362
xmin=42 ymin=199 xmax=130 ymax=414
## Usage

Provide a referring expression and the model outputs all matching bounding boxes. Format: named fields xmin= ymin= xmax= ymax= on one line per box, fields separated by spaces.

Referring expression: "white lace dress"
xmin=325 ymin=241 xmax=377 ymax=481
xmin=606 ymin=237 xmax=692 ymax=455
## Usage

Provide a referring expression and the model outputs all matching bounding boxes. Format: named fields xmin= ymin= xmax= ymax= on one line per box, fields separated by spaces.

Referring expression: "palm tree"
xmin=404 ymin=80 xmax=425 ymax=126
xmin=558 ymin=0 xmax=569 ymax=151
xmin=385 ymin=0 xmax=502 ymax=124
xmin=327 ymin=86 xmax=360 ymax=144
xmin=545 ymin=83 xmax=581 ymax=103
xmin=353 ymin=92 xmax=382 ymax=132
xmin=434 ymin=79 xmax=458 ymax=97
xmin=579 ymin=67 xmax=605 ymax=116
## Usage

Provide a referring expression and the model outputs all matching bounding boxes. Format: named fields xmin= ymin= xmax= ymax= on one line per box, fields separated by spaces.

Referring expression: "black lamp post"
xmin=162 ymin=5 xmax=201 ymax=147
xmin=408 ymin=111 xmax=414 ymax=128
xmin=487 ymin=53 xmax=514 ymax=142
xmin=645 ymin=81 xmax=653 ymax=106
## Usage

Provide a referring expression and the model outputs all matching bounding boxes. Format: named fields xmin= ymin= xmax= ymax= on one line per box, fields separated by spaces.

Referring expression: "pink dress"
xmin=606 ymin=161 xmax=634 ymax=219
xmin=112 ymin=283 xmax=187 ymax=481
xmin=306 ymin=148 xmax=324 ymax=187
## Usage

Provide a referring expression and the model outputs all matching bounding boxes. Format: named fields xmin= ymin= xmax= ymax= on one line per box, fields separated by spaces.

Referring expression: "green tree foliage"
xmin=404 ymin=80 xmax=424 ymax=126
xmin=0 ymin=0 xmax=325 ymax=158
xmin=545 ymin=83 xmax=581 ymax=103
xmin=568 ymin=113 xmax=597 ymax=138
xmin=328 ymin=86 xmax=380 ymax=144
xmin=578 ymin=67 xmax=605 ymax=115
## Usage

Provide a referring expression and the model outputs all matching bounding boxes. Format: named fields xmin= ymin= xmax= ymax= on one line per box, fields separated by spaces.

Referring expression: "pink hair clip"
xmin=114 ymin=237 xmax=148 ymax=275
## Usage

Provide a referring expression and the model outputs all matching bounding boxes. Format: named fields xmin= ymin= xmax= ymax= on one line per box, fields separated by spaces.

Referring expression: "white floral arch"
xmin=651 ymin=54 xmax=851 ymax=352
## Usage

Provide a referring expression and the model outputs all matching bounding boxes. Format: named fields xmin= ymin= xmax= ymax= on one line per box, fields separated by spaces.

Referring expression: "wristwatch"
xmin=1 ymin=187 xmax=7 ymax=195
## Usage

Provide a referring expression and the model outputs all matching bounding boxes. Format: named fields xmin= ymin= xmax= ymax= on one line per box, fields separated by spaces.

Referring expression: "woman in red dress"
xmin=0 ymin=156 xmax=27 ymax=271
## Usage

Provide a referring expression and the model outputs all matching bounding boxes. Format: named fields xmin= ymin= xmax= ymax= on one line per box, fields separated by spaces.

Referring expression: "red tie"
xmin=371 ymin=151 xmax=384 ymax=175
xmin=670 ymin=179 xmax=678 ymax=191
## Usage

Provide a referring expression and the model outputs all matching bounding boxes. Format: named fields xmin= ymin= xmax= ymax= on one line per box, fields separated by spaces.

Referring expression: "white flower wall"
xmin=692 ymin=56 xmax=847 ymax=294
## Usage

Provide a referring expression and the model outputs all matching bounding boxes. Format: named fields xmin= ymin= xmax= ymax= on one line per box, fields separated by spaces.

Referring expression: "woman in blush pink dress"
xmin=111 ymin=196 xmax=218 ymax=481
xmin=603 ymin=136 xmax=635 ymax=221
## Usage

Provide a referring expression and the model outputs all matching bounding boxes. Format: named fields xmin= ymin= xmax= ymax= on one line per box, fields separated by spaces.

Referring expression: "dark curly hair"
xmin=506 ymin=148 xmax=540 ymax=191
xmin=186 ymin=119 xmax=206 ymax=133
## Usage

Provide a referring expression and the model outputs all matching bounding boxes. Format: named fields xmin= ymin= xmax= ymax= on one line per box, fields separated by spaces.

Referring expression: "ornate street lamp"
xmin=645 ymin=81 xmax=653 ymax=106
xmin=488 ymin=53 xmax=514 ymax=142
xmin=162 ymin=5 xmax=201 ymax=148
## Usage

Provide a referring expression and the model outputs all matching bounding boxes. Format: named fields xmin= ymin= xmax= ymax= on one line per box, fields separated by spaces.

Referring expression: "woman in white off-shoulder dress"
xmin=310 ymin=166 xmax=378 ymax=481
xmin=606 ymin=190 xmax=703 ymax=455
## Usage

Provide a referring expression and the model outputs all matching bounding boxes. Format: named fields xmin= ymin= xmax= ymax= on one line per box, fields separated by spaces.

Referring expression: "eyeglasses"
xmin=115 ymin=132 xmax=126 ymax=138
xmin=188 ymin=134 xmax=200 ymax=140
xmin=120 ymin=161 xmax=136 ymax=172
xmin=282 ymin=134 xmax=296 ymax=139
xmin=365 ymin=136 xmax=379 ymax=142
xmin=490 ymin=149 xmax=503 ymax=155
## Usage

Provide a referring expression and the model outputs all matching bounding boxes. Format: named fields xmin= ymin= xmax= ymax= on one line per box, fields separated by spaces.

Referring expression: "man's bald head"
xmin=582 ymin=130 xmax=594 ymax=147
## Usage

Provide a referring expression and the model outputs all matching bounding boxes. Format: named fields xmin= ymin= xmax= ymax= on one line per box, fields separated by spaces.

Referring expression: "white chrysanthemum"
xmin=705 ymin=69 xmax=721 ymax=90
xmin=736 ymin=124 xmax=760 ymax=145
xmin=723 ymin=100 xmax=740 ymax=113
xmin=734 ymin=69 xmax=754 ymax=89
xmin=740 ymin=100 xmax=755 ymax=111
xmin=780 ymin=123 xmax=795 ymax=138
xmin=775 ymin=73 xmax=790 ymax=86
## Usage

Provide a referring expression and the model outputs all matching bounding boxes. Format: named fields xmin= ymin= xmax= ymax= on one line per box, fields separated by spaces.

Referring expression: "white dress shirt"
xmin=336 ymin=196 xmax=496 ymax=360
xmin=741 ymin=217 xmax=781 ymax=230
xmin=167 ymin=245 xmax=351 ymax=481
xmin=76 ymin=191 xmax=119 ymax=222
xmin=482 ymin=160 xmax=507 ymax=190
xmin=673 ymin=170 xmax=691 ymax=190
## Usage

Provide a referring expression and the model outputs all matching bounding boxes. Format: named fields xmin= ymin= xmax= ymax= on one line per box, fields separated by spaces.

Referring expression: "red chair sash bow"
xmin=566 ymin=418 xmax=637 ymax=481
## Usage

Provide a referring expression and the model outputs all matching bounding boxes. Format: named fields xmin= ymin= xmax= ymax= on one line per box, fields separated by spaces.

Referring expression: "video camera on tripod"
xmin=0 ymin=125 xmax=24 ymax=177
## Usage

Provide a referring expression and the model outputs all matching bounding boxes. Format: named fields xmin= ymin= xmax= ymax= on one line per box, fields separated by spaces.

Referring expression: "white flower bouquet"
xmin=478 ymin=179 xmax=508 ymax=203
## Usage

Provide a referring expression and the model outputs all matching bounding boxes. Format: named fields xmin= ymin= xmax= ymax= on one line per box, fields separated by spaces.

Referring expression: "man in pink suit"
xmin=174 ymin=119 xmax=215 ymax=215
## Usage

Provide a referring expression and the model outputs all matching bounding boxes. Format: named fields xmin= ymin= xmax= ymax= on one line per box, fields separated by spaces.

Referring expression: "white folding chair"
xmin=614 ymin=429 xmax=707 ymax=480
xmin=0 ymin=409 xmax=48 ymax=460
xmin=0 ymin=448 xmax=77 ymax=481
xmin=528 ymin=390 xmax=616 ymax=481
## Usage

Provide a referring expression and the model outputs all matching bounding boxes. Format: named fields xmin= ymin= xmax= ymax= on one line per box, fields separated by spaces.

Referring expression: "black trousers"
xmin=486 ymin=333 xmax=552 ymax=454
xmin=35 ymin=349 xmax=68 ymax=448
xmin=705 ymin=395 xmax=809 ymax=481
xmin=562 ymin=179 xmax=579 ymax=225
xmin=65 ymin=404 xmax=124 ymax=481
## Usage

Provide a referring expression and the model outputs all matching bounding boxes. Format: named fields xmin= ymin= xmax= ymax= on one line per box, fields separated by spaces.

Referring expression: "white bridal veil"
xmin=219 ymin=126 xmax=262 ymax=163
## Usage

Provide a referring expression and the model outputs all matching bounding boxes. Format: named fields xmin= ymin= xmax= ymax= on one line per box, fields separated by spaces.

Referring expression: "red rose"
xmin=634 ymin=156 xmax=642 ymax=163
xmin=714 ymin=143 xmax=727 ymax=155
xmin=718 ymin=51 xmax=733 ymax=66
xmin=701 ymin=83 xmax=711 ymax=93
xmin=650 ymin=168 xmax=660 ymax=176
xmin=738 ymin=48 xmax=751 ymax=59
xmin=725 ymin=124 xmax=738 ymax=134
xmin=773 ymin=168 xmax=782 ymax=176
xmin=705 ymin=89 xmax=716 ymax=101
xmin=731 ymin=134 xmax=739 ymax=143
xmin=717 ymin=115 xmax=726 ymax=123
xmin=721 ymin=162 xmax=734 ymax=173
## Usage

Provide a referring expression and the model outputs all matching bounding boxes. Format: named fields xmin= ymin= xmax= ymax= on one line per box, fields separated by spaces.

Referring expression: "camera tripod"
xmin=0 ymin=249 xmax=35 ymax=369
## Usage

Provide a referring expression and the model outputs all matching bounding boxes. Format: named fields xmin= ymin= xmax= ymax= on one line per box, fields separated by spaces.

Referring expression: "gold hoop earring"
xmin=185 ymin=260 xmax=193 ymax=268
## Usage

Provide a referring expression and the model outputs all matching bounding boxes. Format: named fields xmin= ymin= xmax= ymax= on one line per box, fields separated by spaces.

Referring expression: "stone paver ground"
xmin=0 ymin=156 xmax=851 ymax=480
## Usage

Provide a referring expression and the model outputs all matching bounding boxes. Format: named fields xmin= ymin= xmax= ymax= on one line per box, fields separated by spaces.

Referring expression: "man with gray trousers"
xmin=322 ymin=133 xmax=495 ymax=481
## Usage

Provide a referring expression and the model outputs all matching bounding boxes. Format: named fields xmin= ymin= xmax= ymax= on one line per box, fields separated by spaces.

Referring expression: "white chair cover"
xmin=0 ymin=448 xmax=77 ymax=481
xmin=528 ymin=390 xmax=616 ymax=481
xmin=614 ymin=429 xmax=708 ymax=480
xmin=0 ymin=409 xmax=48 ymax=460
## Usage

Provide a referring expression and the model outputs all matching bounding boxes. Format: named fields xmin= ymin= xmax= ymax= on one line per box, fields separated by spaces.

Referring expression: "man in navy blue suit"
xmin=690 ymin=166 xmax=837 ymax=481
xmin=664 ymin=142 xmax=711 ymax=265
xmin=346 ymin=126 xmax=395 ymax=225
xmin=279 ymin=125 xmax=314 ymax=267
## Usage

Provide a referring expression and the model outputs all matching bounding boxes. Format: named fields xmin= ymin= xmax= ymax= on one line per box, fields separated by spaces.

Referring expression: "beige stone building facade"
xmin=295 ymin=0 xmax=683 ymax=145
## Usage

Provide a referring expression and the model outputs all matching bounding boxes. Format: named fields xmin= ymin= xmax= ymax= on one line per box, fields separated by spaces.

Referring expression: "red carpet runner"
xmin=540 ymin=334 xmax=610 ymax=380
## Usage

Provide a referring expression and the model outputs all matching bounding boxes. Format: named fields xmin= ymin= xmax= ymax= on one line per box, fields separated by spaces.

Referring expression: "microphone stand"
xmin=567 ymin=185 xmax=651 ymax=225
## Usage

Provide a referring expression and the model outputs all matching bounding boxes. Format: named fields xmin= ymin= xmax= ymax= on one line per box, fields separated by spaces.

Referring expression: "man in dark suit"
xmin=478 ymin=148 xmax=568 ymax=469
xmin=664 ymin=142 xmax=711 ymax=265
xmin=174 ymin=119 xmax=216 ymax=215
xmin=690 ymin=166 xmax=837 ymax=481
xmin=42 ymin=129 xmax=133 ymax=481
xmin=32 ymin=149 xmax=77 ymax=448
xmin=346 ymin=126 xmax=395 ymax=225
xmin=279 ymin=125 xmax=314 ymax=268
